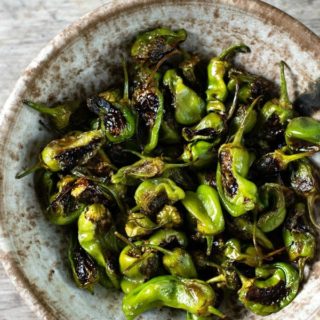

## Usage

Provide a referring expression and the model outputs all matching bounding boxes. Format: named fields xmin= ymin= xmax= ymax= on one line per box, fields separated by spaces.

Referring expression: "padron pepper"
xmin=179 ymin=52 xmax=200 ymax=86
xmin=181 ymin=185 xmax=225 ymax=255
xmin=163 ymin=69 xmax=205 ymax=125
xmin=238 ymin=262 xmax=299 ymax=316
xmin=216 ymin=97 xmax=260 ymax=216
xmin=148 ymin=229 xmax=188 ymax=248
xmin=180 ymin=140 xmax=216 ymax=168
xmin=285 ymin=116 xmax=320 ymax=152
xmin=257 ymin=183 xmax=286 ymax=233
xmin=131 ymin=27 xmax=187 ymax=64
xmin=283 ymin=202 xmax=316 ymax=278
xmin=206 ymin=44 xmax=250 ymax=115
xmin=182 ymin=113 xmax=225 ymax=143
xmin=78 ymin=203 xmax=120 ymax=288
xmin=134 ymin=178 xmax=185 ymax=214
xmin=156 ymin=205 xmax=182 ymax=229
xmin=258 ymin=61 xmax=294 ymax=142
xmin=119 ymin=240 xmax=160 ymax=293
xmin=125 ymin=212 xmax=158 ymax=238
xmin=133 ymin=66 xmax=164 ymax=153
xmin=23 ymin=99 xmax=81 ymax=130
xmin=122 ymin=275 xmax=225 ymax=319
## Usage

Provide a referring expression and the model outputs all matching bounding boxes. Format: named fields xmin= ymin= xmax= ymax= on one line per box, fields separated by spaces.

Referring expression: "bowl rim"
xmin=0 ymin=0 xmax=319 ymax=319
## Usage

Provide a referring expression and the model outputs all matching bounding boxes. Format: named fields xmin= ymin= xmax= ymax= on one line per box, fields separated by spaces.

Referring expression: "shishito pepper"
xmin=122 ymin=275 xmax=225 ymax=319
xmin=285 ymin=116 xmax=320 ymax=152
xmin=283 ymin=202 xmax=316 ymax=278
xmin=238 ymin=262 xmax=299 ymax=316
xmin=131 ymin=27 xmax=187 ymax=64
xmin=133 ymin=66 xmax=164 ymax=153
xmin=216 ymin=98 xmax=260 ymax=216
xmin=78 ymin=204 xmax=120 ymax=289
xmin=258 ymin=61 xmax=294 ymax=142
xmin=134 ymin=178 xmax=185 ymax=214
xmin=206 ymin=44 xmax=250 ymax=115
xmin=163 ymin=69 xmax=205 ymax=125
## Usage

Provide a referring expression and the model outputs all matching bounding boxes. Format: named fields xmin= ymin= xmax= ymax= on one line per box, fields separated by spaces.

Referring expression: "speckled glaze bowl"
xmin=1 ymin=0 xmax=320 ymax=319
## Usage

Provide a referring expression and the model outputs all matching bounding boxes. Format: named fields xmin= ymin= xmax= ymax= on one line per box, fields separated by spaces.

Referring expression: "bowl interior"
xmin=1 ymin=1 xmax=320 ymax=319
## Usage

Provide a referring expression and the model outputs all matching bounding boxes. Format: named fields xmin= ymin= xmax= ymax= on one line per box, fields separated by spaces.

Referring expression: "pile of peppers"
xmin=18 ymin=27 xmax=320 ymax=319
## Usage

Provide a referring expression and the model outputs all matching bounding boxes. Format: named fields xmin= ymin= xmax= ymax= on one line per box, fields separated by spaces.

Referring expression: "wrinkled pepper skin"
xmin=148 ymin=229 xmax=188 ymax=248
xmin=41 ymin=130 xmax=105 ymax=172
xmin=87 ymin=96 xmax=135 ymax=144
xmin=216 ymin=98 xmax=260 ymax=216
xmin=125 ymin=213 xmax=157 ymax=238
xmin=238 ymin=262 xmax=299 ymax=316
xmin=156 ymin=205 xmax=182 ymax=229
xmin=131 ymin=27 xmax=187 ymax=64
xmin=285 ymin=117 xmax=320 ymax=152
xmin=257 ymin=183 xmax=286 ymax=233
xmin=134 ymin=178 xmax=185 ymax=214
xmin=78 ymin=204 xmax=120 ymax=288
xmin=206 ymin=44 xmax=250 ymax=115
xmin=163 ymin=69 xmax=205 ymax=125
xmin=181 ymin=185 xmax=225 ymax=236
xmin=182 ymin=113 xmax=225 ymax=143
xmin=122 ymin=275 xmax=220 ymax=319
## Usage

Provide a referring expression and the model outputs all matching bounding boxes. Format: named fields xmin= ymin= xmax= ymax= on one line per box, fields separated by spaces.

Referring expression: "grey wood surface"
xmin=0 ymin=0 xmax=319 ymax=319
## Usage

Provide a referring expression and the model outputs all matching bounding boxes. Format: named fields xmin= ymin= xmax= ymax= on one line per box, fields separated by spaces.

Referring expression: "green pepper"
xmin=181 ymin=185 xmax=225 ymax=237
xmin=227 ymin=69 xmax=272 ymax=104
xmin=134 ymin=178 xmax=185 ymax=214
xmin=78 ymin=204 xmax=120 ymax=288
xmin=111 ymin=154 xmax=187 ymax=185
xmin=229 ymin=103 xmax=257 ymax=136
xmin=179 ymin=53 xmax=200 ymax=85
xmin=238 ymin=262 xmax=299 ymax=316
xmin=163 ymin=69 xmax=205 ymax=125
xmin=133 ymin=66 xmax=164 ymax=153
xmin=182 ymin=113 xmax=225 ymax=142
xmin=125 ymin=213 xmax=158 ymax=238
xmin=257 ymin=183 xmax=286 ymax=233
xmin=254 ymin=148 xmax=313 ymax=176
xmin=206 ymin=44 xmax=250 ymax=115
xmin=224 ymin=238 xmax=262 ymax=267
xmin=68 ymin=233 xmax=99 ymax=292
xmin=23 ymin=99 xmax=81 ymax=130
xmin=285 ymin=117 xmax=320 ymax=152
xmin=180 ymin=141 xmax=216 ymax=168
xmin=119 ymin=241 xmax=160 ymax=293
xmin=227 ymin=216 xmax=274 ymax=250
xmin=122 ymin=275 xmax=224 ymax=319
xmin=156 ymin=205 xmax=182 ymax=229
xmin=131 ymin=27 xmax=187 ymax=64
xmin=258 ymin=61 xmax=294 ymax=141
xmin=40 ymin=130 xmax=105 ymax=172
xmin=87 ymin=96 xmax=135 ymax=143
xmin=216 ymin=98 xmax=260 ymax=216
xmin=159 ymin=104 xmax=181 ymax=144
xmin=283 ymin=203 xmax=316 ymax=278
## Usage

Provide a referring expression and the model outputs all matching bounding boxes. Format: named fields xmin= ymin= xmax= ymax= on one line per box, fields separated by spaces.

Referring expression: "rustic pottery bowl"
xmin=1 ymin=0 xmax=320 ymax=319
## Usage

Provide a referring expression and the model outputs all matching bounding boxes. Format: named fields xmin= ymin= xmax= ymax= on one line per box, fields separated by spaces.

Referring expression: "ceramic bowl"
xmin=0 ymin=0 xmax=320 ymax=319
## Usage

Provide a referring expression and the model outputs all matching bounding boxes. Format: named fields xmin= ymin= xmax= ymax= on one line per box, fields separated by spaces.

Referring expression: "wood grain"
xmin=0 ymin=0 xmax=319 ymax=319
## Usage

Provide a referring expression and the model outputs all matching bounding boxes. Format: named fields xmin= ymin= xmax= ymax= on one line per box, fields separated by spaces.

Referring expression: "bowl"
xmin=0 ymin=0 xmax=320 ymax=319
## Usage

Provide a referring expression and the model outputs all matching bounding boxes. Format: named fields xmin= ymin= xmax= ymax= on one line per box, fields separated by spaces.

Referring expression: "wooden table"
xmin=0 ymin=0 xmax=319 ymax=319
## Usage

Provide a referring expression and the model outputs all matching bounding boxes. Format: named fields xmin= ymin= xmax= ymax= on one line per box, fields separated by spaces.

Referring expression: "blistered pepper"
xmin=257 ymin=183 xmax=286 ymax=233
xmin=156 ymin=205 xmax=182 ymax=229
xmin=182 ymin=113 xmax=225 ymax=143
xmin=238 ymin=262 xmax=299 ymax=316
xmin=122 ymin=275 xmax=224 ymax=319
xmin=216 ymin=98 xmax=260 ymax=216
xmin=134 ymin=178 xmax=185 ymax=214
xmin=131 ymin=27 xmax=187 ymax=64
xmin=285 ymin=116 xmax=320 ymax=152
xmin=125 ymin=212 xmax=158 ymax=238
xmin=78 ymin=204 xmax=120 ymax=288
xmin=148 ymin=229 xmax=188 ymax=248
xmin=206 ymin=44 xmax=250 ymax=114
xmin=163 ymin=69 xmax=205 ymax=125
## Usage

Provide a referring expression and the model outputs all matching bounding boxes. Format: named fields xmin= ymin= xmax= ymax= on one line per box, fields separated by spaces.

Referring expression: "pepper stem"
xmin=207 ymin=274 xmax=226 ymax=284
xmin=23 ymin=100 xmax=56 ymax=116
xmin=140 ymin=243 xmax=172 ymax=256
xmin=218 ymin=44 xmax=250 ymax=61
xmin=15 ymin=162 xmax=42 ymax=179
xmin=114 ymin=231 xmax=138 ymax=249
xmin=279 ymin=61 xmax=291 ymax=108
xmin=208 ymin=306 xmax=226 ymax=319
xmin=233 ymin=96 xmax=261 ymax=145
xmin=227 ymin=81 xmax=239 ymax=121
xmin=206 ymin=235 xmax=214 ymax=256
xmin=282 ymin=150 xmax=314 ymax=166
xmin=121 ymin=57 xmax=129 ymax=102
